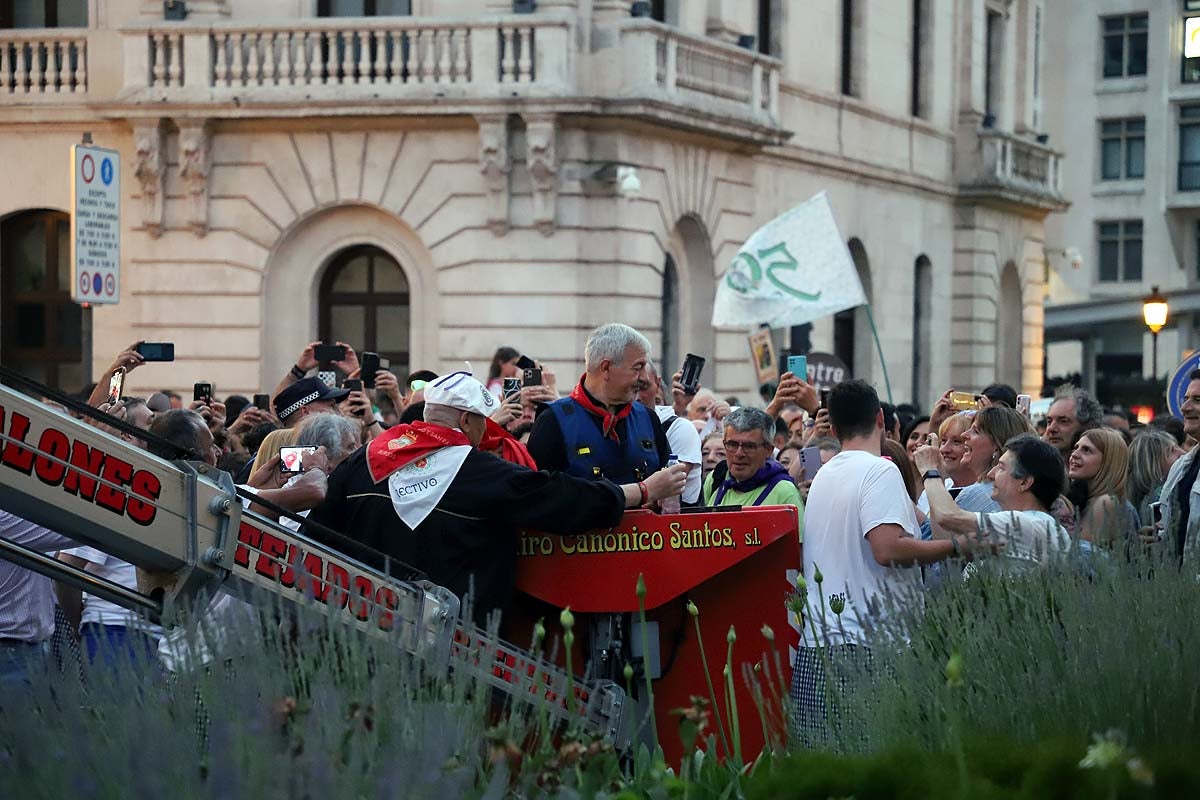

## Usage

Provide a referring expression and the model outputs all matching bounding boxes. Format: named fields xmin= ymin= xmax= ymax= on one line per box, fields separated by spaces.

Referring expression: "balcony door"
xmin=0 ymin=0 xmax=87 ymax=28
xmin=317 ymin=0 xmax=411 ymax=15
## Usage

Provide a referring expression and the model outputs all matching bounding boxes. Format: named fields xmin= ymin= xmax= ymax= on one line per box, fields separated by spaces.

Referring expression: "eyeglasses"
xmin=723 ymin=440 xmax=765 ymax=452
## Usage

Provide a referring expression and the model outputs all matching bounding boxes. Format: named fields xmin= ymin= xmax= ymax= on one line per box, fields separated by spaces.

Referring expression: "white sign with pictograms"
xmin=70 ymin=143 xmax=121 ymax=305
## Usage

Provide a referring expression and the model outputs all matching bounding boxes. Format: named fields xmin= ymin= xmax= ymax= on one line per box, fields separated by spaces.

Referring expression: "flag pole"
xmin=864 ymin=304 xmax=894 ymax=404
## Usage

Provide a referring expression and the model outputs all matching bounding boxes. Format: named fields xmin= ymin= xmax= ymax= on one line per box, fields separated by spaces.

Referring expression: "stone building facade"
xmin=0 ymin=0 xmax=1064 ymax=409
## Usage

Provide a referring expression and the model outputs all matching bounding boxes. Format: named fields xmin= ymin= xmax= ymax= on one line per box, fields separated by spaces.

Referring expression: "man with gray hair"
xmin=1043 ymin=383 xmax=1103 ymax=460
xmin=703 ymin=407 xmax=803 ymax=516
xmin=527 ymin=323 xmax=670 ymax=485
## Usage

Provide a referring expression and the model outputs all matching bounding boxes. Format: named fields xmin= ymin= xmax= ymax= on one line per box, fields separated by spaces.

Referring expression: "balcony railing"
xmin=122 ymin=15 xmax=571 ymax=99
xmin=618 ymin=19 xmax=780 ymax=126
xmin=0 ymin=29 xmax=87 ymax=97
xmin=961 ymin=130 xmax=1066 ymax=210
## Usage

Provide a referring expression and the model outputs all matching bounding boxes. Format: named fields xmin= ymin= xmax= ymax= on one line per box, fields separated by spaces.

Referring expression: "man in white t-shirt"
xmin=792 ymin=380 xmax=974 ymax=748
xmin=638 ymin=361 xmax=703 ymax=505
xmin=914 ymin=433 xmax=1070 ymax=568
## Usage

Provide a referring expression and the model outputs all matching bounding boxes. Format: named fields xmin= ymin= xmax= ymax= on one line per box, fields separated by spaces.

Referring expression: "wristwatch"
xmin=922 ymin=469 xmax=942 ymax=482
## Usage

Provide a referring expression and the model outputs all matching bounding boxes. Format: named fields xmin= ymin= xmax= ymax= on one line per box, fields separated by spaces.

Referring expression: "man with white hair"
xmin=307 ymin=370 xmax=687 ymax=622
xmin=527 ymin=323 xmax=670 ymax=485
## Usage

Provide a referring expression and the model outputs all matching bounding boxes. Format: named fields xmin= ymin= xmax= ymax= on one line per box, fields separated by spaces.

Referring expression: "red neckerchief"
xmin=570 ymin=377 xmax=632 ymax=442
xmin=480 ymin=417 xmax=538 ymax=470
xmin=366 ymin=421 xmax=471 ymax=484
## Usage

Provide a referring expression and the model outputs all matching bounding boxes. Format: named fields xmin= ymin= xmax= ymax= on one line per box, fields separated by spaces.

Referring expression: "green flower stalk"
xmin=724 ymin=626 xmax=743 ymax=764
xmin=636 ymin=573 xmax=658 ymax=749
xmin=561 ymin=606 xmax=576 ymax=719
xmin=687 ymin=598 xmax=732 ymax=760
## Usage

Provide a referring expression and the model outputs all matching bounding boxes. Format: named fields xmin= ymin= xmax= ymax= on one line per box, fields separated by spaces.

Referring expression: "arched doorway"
xmin=318 ymin=244 xmax=410 ymax=378
xmin=666 ymin=215 xmax=717 ymax=387
xmin=996 ymin=262 xmax=1023 ymax=387
xmin=834 ymin=238 xmax=873 ymax=381
xmin=1 ymin=208 xmax=90 ymax=391
xmin=912 ymin=255 xmax=933 ymax=408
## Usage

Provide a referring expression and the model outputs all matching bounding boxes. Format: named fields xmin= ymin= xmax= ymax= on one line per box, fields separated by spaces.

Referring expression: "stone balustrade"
xmin=0 ymin=29 xmax=87 ymax=97
xmin=961 ymin=129 xmax=1066 ymax=211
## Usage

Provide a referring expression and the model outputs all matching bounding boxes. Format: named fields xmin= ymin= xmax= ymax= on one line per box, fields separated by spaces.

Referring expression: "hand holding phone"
xmin=680 ymin=354 xmax=705 ymax=395
xmin=502 ymin=377 xmax=522 ymax=402
xmin=279 ymin=446 xmax=318 ymax=474
xmin=516 ymin=354 xmax=537 ymax=371
xmin=360 ymin=352 xmax=381 ymax=389
xmin=950 ymin=391 xmax=980 ymax=411
xmin=107 ymin=367 xmax=126 ymax=406
xmin=253 ymin=393 xmax=271 ymax=411
xmin=523 ymin=367 xmax=543 ymax=387
xmin=787 ymin=355 xmax=808 ymax=383
xmin=800 ymin=446 xmax=824 ymax=483
xmin=314 ymin=343 xmax=348 ymax=364
xmin=193 ymin=382 xmax=213 ymax=405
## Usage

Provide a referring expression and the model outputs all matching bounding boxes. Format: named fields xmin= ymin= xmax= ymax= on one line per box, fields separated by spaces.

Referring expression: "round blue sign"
xmin=92 ymin=273 xmax=103 ymax=295
xmin=1166 ymin=352 xmax=1200 ymax=417
xmin=100 ymin=157 xmax=113 ymax=186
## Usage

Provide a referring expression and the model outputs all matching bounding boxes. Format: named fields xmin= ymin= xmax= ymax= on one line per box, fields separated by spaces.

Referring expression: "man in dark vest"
xmin=527 ymin=323 xmax=670 ymax=485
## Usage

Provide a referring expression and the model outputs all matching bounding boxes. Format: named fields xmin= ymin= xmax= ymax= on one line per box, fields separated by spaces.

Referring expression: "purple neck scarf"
xmin=715 ymin=460 xmax=792 ymax=506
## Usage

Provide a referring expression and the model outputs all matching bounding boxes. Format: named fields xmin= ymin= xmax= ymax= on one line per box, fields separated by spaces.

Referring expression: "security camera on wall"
xmin=1066 ymin=246 xmax=1082 ymax=270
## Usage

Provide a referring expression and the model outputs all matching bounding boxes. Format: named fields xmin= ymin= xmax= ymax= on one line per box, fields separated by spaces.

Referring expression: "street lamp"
xmin=1143 ymin=285 xmax=1169 ymax=378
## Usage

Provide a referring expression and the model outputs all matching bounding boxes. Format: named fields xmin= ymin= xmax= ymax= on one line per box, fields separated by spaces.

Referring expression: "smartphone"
xmin=787 ymin=355 xmax=808 ymax=382
xmin=1149 ymin=501 xmax=1163 ymax=527
xmin=800 ymin=446 xmax=823 ymax=483
xmin=950 ymin=391 xmax=980 ymax=411
xmin=253 ymin=393 xmax=271 ymax=410
xmin=502 ymin=377 xmax=522 ymax=402
xmin=516 ymin=354 xmax=537 ymax=371
xmin=1016 ymin=394 xmax=1031 ymax=417
xmin=360 ymin=351 xmax=381 ymax=389
xmin=193 ymin=382 xmax=212 ymax=404
xmin=107 ymin=367 xmax=126 ymax=406
xmin=314 ymin=343 xmax=347 ymax=363
xmin=523 ymin=367 xmax=543 ymax=387
xmin=820 ymin=389 xmax=831 ymax=409
xmin=279 ymin=445 xmax=317 ymax=474
xmin=680 ymin=353 xmax=705 ymax=394
xmin=344 ymin=379 xmax=363 ymax=393
xmin=135 ymin=342 xmax=174 ymax=362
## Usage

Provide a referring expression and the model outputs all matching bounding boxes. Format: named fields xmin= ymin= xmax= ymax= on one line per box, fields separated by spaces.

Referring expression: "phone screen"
xmin=315 ymin=344 xmax=347 ymax=363
xmin=107 ymin=368 xmax=126 ymax=406
xmin=681 ymin=353 xmax=705 ymax=393
xmin=279 ymin=446 xmax=317 ymax=474
xmin=361 ymin=352 xmax=380 ymax=389
xmin=193 ymin=382 xmax=212 ymax=404
xmin=136 ymin=342 xmax=175 ymax=362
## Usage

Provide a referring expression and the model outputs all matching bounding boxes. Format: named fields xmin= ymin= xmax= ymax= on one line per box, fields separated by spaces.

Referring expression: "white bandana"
xmin=386 ymin=444 xmax=472 ymax=528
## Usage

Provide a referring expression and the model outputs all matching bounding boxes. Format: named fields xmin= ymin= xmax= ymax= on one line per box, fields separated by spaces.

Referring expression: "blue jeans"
xmin=80 ymin=624 xmax=158 ymax=670
xmin=0 ymin=639 xmax=47 ymax=690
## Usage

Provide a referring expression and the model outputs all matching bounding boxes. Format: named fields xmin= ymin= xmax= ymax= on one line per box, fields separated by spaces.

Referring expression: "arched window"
xmin=661 ymin=253 xmax=679 ymax=381
xmin=319 ymin=245 xmax=410 ymax=378
xmin=834 ymin=238 xmax=872 ymax=380
xmin=1 ymin=209 xmax=90 ymax=391
xmin=912 ymin=255 xmax=933 ymax=407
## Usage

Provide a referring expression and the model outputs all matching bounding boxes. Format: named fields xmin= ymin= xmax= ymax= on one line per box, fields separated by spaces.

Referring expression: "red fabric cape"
xmin=366 ymin=421 xmax=471 ymax=484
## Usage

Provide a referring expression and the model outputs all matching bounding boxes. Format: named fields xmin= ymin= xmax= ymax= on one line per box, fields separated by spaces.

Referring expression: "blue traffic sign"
xmin=1166 ymin=352 xmax=1200 ymax=417
xmin=100 ymin=157 xmax=113 ymax=185
xmin=92 ymin=273 xmax=103 ymax=295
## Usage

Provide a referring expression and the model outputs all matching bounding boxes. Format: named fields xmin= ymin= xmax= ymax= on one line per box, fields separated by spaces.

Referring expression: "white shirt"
xmin=0 ymin=510 xmax=77 ymax=642
xmin=800 ymin=450 xmax=921 ymax=647
xmin=974 ymin=509 xmax=1071 ymax=568
xmin=655 ymin=405 xmax=703 ymax=504
xmin=60 ymin=546 xmax=164 ymax=637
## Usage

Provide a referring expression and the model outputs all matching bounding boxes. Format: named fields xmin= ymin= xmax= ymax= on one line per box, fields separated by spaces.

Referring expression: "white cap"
xmin=423 ymin=371 xmax=496 ymax=418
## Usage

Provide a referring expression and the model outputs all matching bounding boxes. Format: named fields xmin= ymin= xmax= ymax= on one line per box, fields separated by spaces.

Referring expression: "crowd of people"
xmin=3 ymin=321 xmax=1200 ymax=752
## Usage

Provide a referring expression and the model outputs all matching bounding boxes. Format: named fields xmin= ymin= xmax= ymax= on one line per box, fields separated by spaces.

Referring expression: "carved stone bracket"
xmin=477 ymin=114 xmax=510 ymax=236
xmin=177 ymin=119 xmax=212 ymax=237
xmin=133 ymin=118 xmax=167 ymax=239
xmin=523 ymin=113 xmax=558 ymax=236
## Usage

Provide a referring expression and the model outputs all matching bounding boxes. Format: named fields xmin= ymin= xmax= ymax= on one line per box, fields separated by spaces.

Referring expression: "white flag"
xmin=711 ymin=192 xmax=866 ymax=329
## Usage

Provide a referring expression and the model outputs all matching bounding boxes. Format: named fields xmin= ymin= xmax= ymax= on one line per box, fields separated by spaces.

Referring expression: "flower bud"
xmin=760 ymin=624 xmax=775 ymax=642
xmin=559 ymin=606 xmax=574 ymax=630
xmin=813 ymin=565 xmax=824 ymax=585
xmin=945 ymin=650 xmax=963 ymax=688
xmin=687 ymin=600 xmax=699 ymax=617
xmin=532 ymin=619 xmax=546 ymax=647
xmin=623 ymin=662 xmax=634 ymax=682
xmin=829 ymin=596 xmax=845 ymax=616
xmin=726 ymin=626 xmax=736 ymax=644
xmin=795 ymin=574 xmax=807 ymax=591
xmin=636 ymin=573 xmax=647 ymax=600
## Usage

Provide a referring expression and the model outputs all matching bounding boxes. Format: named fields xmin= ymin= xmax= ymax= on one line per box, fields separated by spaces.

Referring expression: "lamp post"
xmin=1143 ymin=285 xmax=1169 ymax=379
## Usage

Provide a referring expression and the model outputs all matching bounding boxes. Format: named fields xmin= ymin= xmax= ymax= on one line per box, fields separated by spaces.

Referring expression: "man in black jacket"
xmin=306 ymin=371 xmax=685 ymax=623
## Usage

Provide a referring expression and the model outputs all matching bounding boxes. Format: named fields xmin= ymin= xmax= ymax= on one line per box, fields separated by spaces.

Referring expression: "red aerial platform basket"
xmin=509 ymin=506 xmax=801 ymax=765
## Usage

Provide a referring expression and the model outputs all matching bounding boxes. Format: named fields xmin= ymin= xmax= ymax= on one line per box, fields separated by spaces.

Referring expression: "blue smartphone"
xmin=787 ymin=355 xmax=807 ymax=382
